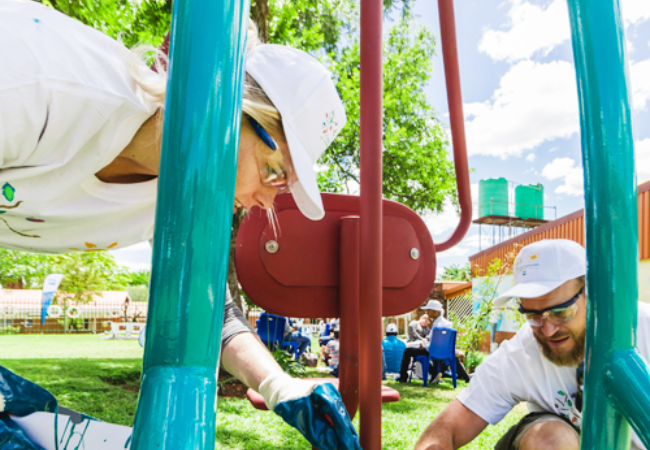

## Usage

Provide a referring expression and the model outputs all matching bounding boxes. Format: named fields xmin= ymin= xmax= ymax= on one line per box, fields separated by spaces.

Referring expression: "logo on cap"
xmin=320 ymin=110 xmax=340 ymax=146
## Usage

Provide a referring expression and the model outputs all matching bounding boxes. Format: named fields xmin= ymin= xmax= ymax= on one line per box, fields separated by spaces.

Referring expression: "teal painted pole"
xmin=604 ymin=350 xmax=650 ymax=449
xmin=130 ymin=0 xmax=249 ymax=447
xmin=566 ymin=0 xmax=650 ymax=448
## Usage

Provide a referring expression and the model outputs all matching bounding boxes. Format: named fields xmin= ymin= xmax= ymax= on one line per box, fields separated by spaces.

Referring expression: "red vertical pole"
xmin=339 ymin=216 xmax=361 ymax=418
xmin=359 ymin=0 xmax=383 ymax=445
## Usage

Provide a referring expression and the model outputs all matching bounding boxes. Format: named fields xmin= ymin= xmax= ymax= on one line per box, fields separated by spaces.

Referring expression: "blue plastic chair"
xmin=320 ymin=323 xmax=331 ymax=337
xmin=256 ymin=313 xmax=301 ymax=360
xmin=409 ymin=327 xmax=457 ymax=388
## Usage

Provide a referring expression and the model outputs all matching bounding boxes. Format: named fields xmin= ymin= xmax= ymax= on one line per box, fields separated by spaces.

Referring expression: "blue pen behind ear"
xmin=246 ymin=115 xmax=278 ymax=151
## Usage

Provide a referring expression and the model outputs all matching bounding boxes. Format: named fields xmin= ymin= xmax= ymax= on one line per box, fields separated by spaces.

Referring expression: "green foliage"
xmin=451 ymin=256 xmax=515 ymax=353
xmin=126 ymin=270 xmax=150 ymax=287
xmin=267 ymin=0 xmax=344 ymax=54
xmin=440 ymin=263 xmax=472 ymax=282
xmin=0 ymin=249 xmax=129 ymax=294
xmin=271 ymin=347 xmax=307 ymax=378
xmin=316 ymin=18 xmax=456 ymax=213
xmin=1 ymin=326 xmax=21 ymax=335
xmin=50 ymin=252 xmax=129 ymax=305
xmin=126 ymin=285 xmax=149 ymax=302
xmin=464 ymin=351 xmax=486 ymax=374
xmin=0 ymin=249 xmax=55 ymax=289
xmin=40 ymin=0 xmax=171 ymax=48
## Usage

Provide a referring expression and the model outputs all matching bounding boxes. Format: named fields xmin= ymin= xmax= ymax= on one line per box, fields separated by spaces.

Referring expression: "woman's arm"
xmin=220 ymin=331 xmax=283 ymax=391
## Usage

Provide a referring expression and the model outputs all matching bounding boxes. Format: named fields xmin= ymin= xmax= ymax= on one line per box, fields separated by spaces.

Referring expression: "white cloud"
xmin=637 ymin=138 xmax=650 ymax=184
xmin=424 ymin=199 xmax=459 ymax=236
xmin=542 ymin=157 xmax=584 ymax=196
xmin=631 ymin=58 xmax=650 ymax=110
xmin=435 ymin=245 xmax=470 ymax=258
xmin=479 ymin=0 xmax=570 ymax=63
xmin=525 ymin=153 xmax=536 ymax=162
xmin=465 ymin=60 xmax=579 ymax=158
xmin=479 ymin=0 xmax=649 ymax=64
xmin=622 ymin=0 xmax=650 ymax=26
xmin=109 ymin=241 xmax=153 ymax=271
xmin=424 ymin=184 xmax=479 ymax=237
xmin=541 ymin=157 xmax=575 ymax=180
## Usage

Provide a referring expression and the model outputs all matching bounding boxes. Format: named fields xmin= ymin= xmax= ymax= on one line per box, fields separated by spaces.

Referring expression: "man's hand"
xmin=259 ymin=373 xmax=361 ymax=450
xmin=415 ymin=399 xmax=488 ymax=450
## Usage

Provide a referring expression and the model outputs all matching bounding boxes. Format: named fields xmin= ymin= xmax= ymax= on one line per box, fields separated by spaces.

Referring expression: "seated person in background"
xmin=319 ymin=318 xmax=340 ymax=346
xmin=383 ymin=323 xmax=407 ymax=375
xmin=408 ymin=314 xmax=431 ymax=343
xmin=323 ymin=328 xmax=340 ymax=377
xmin=398 ymin=301 xmax=470 ymax=383
xmin=285 ymin=318 xmax=311 ymax=359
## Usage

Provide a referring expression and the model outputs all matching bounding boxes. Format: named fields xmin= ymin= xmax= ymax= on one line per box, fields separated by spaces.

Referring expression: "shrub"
xmin=464 ymin=351 xmax=487 ymax=373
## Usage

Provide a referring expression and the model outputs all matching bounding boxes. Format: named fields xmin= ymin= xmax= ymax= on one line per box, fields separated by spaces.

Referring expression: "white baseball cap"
xmin=246 ymin=44 xmax=347 ymax=220
xmin=494 ymin=239 xmax=586 ymax=307
xmin=386 ymin=323 xmax=398 ymax=334
xmin=421 ymin=300 xmax=444 ymax=312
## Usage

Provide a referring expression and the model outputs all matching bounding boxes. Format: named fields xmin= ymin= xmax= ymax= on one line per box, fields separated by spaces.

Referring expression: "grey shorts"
xmin=494 ymin=412 xmax=580 ymax=450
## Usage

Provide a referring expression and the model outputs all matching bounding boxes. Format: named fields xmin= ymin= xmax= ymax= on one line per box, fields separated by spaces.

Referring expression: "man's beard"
xmin=534 ymin=327 xmax=586 ymax=367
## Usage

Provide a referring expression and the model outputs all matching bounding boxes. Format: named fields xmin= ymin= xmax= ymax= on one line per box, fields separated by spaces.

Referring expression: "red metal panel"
xmin=259 ymin=212 xmax=419 ymax=288
xmin=235 ymin=193 xmax=436 ymax=318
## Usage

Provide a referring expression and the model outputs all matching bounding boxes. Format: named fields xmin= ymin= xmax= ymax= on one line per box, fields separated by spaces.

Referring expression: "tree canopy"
xmin=0 ymin=249 xmax=130 ymax=293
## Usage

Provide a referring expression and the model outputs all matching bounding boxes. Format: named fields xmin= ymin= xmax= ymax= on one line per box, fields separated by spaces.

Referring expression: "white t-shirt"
xmin=0 ymin=0 xmax=159 ymax=253
xmin=458 ymin=302 xmax=650 ymax=450
xmin=326 ymin=339 xmax=340 ymax=367
xmin=431 ymin=315 xmax=453 ymax=330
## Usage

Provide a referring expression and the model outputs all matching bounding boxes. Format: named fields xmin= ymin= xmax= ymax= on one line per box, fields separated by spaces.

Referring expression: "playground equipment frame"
xmin=126 ymin=0 xmax=650 ymax=448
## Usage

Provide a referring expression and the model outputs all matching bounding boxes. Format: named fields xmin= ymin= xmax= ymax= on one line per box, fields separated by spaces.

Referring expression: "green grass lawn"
xmin=0 ymin=335 xmax=526 ymax=449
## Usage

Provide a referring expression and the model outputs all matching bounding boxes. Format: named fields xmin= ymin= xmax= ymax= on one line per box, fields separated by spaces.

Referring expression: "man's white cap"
xmin=246 ymin=44 xmax=347 ymax=220
xmin=494 ymin=239 xmax=586 ymax=307
xmin=386 ymin=323 xmax=398 ymax=333
xmin=421 ymin=300 xmax=444 ymax=312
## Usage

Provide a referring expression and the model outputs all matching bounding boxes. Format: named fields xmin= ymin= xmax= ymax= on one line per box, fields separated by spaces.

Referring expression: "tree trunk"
xmin=5 ymin=280 xmax=24 ymax=289
xmin=228 ymin=208 xmax=247 ymax=312
xmin=250 ymin=0 xmax=270 ymax=43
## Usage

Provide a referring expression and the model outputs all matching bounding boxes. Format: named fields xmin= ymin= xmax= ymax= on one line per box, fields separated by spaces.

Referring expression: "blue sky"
xmin=110 ymin=0 xmax=650 ymax=274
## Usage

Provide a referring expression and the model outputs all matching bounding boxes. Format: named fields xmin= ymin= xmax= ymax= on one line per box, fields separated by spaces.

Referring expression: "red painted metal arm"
xmin=435 ymin=0 xmax=472 ymax=253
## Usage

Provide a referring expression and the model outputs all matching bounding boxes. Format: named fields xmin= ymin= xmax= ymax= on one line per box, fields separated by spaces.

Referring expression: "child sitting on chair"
xmin=323 ymin=328 xmax=340 ymax=377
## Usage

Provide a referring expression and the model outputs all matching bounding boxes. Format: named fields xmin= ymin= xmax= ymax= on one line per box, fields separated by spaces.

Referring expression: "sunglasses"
xmin=246 ymin=114 xmax=292 ymax=194
xmin=517 ymin=286 xmax=584 ymax=327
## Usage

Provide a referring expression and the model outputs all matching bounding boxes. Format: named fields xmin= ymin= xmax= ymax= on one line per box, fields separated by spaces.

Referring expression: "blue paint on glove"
xmin=0 ymin=366 xmax=57 ymax=417
xmin=0 ymin=415 xmax=46 ymax=450
xmin=274 ymin=383 xmax=361 ymax=450
xmin=0 ymin=365 xmax=57 ymax=450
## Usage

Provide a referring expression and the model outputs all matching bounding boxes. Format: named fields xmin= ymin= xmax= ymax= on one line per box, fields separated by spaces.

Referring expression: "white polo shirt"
xmin=458 ymin=302 xmax=650 ymax=449
xmin=0 ymin=0 xmax=159 ymax=253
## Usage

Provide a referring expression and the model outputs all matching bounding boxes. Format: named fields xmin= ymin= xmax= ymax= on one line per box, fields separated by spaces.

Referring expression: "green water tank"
xmin=515 ymin=184 xmax=544 ymax=219
xmin=479 ymin=178 xmax=509 ymax=217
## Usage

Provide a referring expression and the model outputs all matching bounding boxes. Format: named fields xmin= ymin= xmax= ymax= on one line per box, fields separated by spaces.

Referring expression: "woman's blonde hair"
xmin=127 ymin=20 xmax=283 ymax=135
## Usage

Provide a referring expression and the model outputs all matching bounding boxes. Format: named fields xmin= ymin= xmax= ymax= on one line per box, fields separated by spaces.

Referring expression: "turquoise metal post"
xmin=566 ymin=0 xmax=650 ymax=448
xmin=130 ymin=0 xmax=249 ymax=448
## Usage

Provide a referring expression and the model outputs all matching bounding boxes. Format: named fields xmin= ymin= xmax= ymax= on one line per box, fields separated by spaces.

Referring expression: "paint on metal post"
xmin=566 ymin=0 xmax=650 ymax=448
xmin=130 ymin=0 xmax=249 ymax=448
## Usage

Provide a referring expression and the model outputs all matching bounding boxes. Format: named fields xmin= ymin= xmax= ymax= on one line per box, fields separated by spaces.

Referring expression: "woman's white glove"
xmin=259 ymin=372 xmax=361 ymax=450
